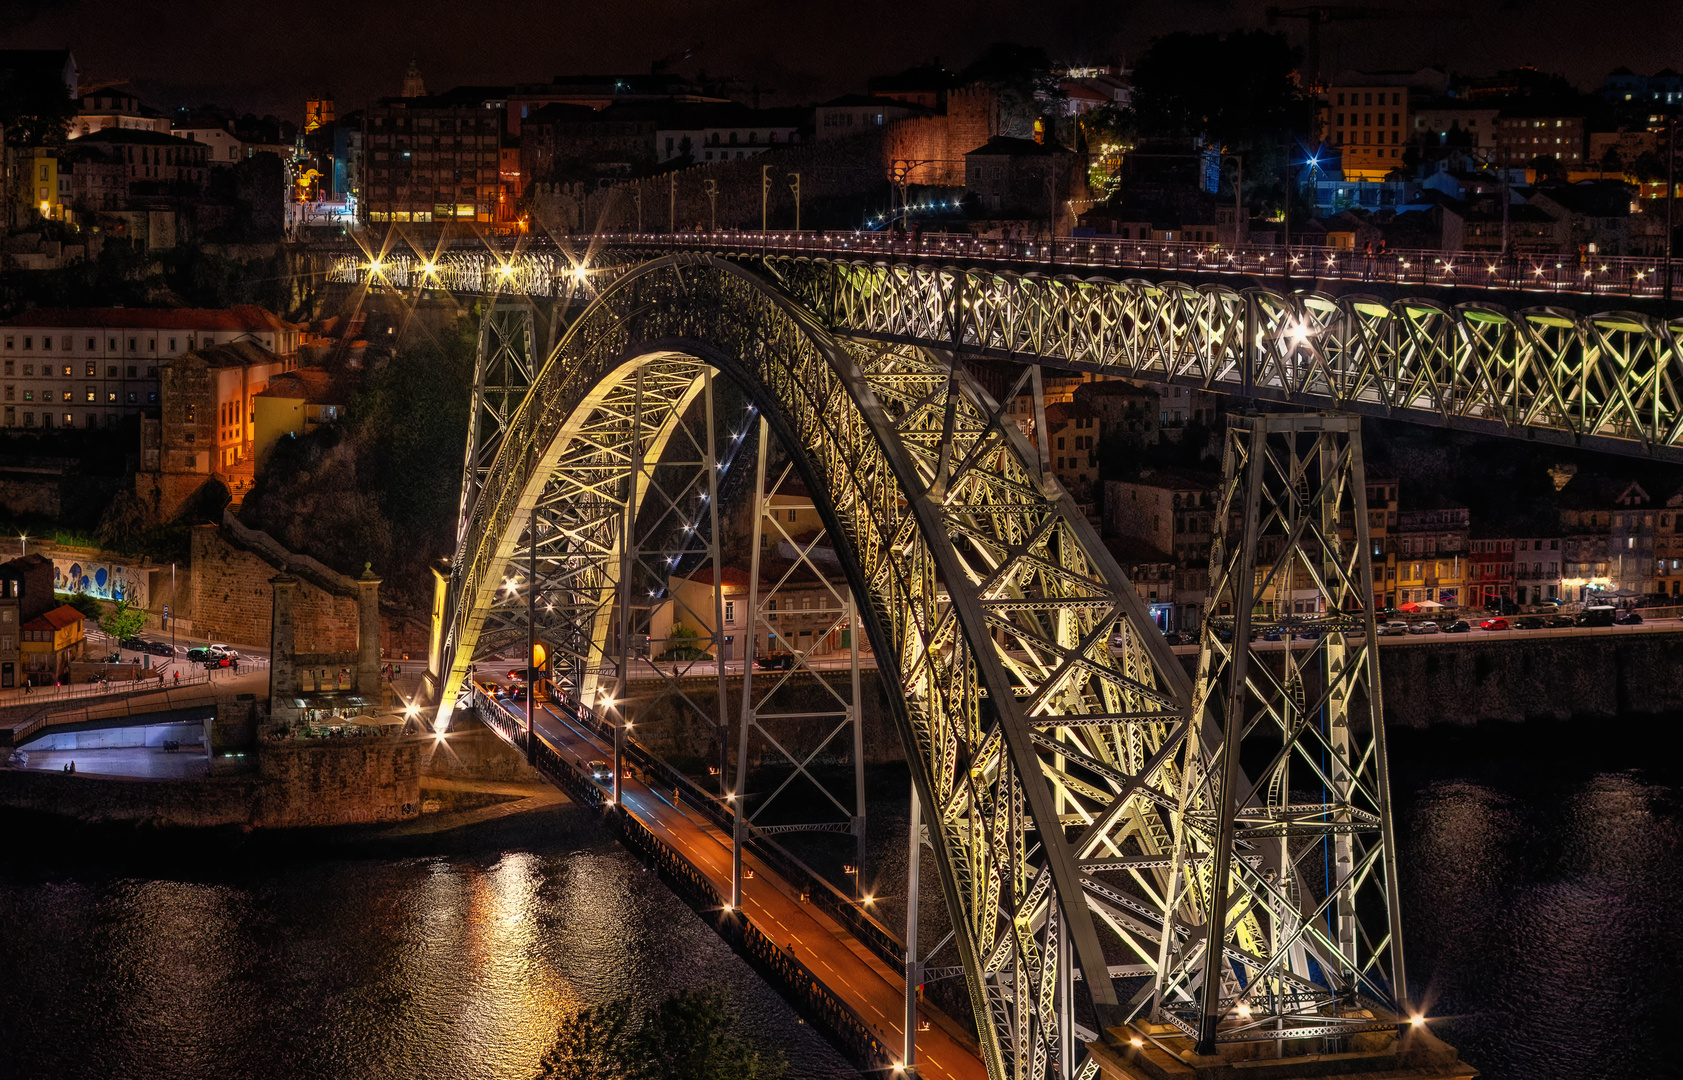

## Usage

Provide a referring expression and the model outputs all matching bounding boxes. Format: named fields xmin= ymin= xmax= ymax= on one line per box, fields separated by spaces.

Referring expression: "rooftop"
xmin=22 ymin=604 xmax=83 ymax=633
xmin=256 ymin=368 xmax=349 ymax=405
xmin=73 ymin=128 xmax=205 ymax=148
xmin=1103 ymin=535 xmax=1177 ymax=564
xmin=1 ymin=305 xmax=301 ymax=333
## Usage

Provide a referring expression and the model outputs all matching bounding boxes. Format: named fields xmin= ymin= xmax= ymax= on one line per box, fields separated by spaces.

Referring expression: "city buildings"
xmin=0 ymin=553 xmax=55 ymax=689
xmin=0 ymin=306 xmax=301 ymax=431
xmin=362 ymin=86 xmax=508 ymax=226
xmin=1326 ymin=83 xmax=1411 ymax=180
xmin=1395 ymin=507 xmax=1469 ymax=607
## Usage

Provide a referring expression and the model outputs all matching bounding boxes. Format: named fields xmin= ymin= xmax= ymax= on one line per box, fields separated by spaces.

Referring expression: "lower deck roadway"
xmin=497 ymin=696 xmax=988 ymax=1080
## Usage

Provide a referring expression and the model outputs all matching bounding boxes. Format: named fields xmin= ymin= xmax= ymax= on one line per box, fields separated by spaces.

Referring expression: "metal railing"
xmin=4 ymin=670 xmax=218 ymax=747
xmin=616 ymin=230 xmax=1683 ymax=301
xmin=465 ymin=686 xmax=898 ymax=1072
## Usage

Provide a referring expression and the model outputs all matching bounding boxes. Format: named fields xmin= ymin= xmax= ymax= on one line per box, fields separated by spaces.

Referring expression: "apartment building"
xmin=0 ymin=307 xmax=300 ymax=431
xmin=362 ymin=88 xmax=508 ymax=226
xmin=1326 ymin=85 xmax=1410 ymax=180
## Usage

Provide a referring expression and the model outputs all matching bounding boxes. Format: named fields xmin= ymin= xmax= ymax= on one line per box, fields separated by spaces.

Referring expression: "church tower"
xmin=402 ymin=57 xmax=426 ymax=99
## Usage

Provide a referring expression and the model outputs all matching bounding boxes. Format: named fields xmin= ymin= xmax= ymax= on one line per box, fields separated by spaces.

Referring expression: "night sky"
xmin=2 ymin=0 xmax=1680 ymax=118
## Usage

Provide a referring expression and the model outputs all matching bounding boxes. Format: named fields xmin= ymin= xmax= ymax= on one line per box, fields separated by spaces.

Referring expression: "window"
xmin=185 ymin=404 xmax=196 ymax=422
xmin=127 ymin=366 xmax=137 ymax=378
xmin=61 ymin=365 xmax=70 ymax=377
xmin=84 ymin=361 xmax=95 ymax=377
xmin=106 ymin=366 xmax=117 ymax=378
xmin=724 ymin=600 xmax=736 ymax=624
xmin=787 ymin=508 xmax=797 ymax=522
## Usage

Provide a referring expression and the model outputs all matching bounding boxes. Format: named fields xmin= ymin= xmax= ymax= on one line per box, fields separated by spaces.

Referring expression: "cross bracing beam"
xmin=429 ymin=254 xmax=1413 ymax=1078
xmin=331 ymin=247 xmax=1683 ymax=459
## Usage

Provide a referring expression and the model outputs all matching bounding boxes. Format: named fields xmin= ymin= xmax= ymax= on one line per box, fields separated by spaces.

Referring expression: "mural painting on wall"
xmin=53 ymin=558 xmax=151 ymax=608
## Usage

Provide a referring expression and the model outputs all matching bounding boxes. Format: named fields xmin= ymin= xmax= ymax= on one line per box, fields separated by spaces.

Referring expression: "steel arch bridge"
xmin=425 ymin=253 xmax=1424 ymax=1079
xmin=331 ymin=240 xmax=1683 ymax=459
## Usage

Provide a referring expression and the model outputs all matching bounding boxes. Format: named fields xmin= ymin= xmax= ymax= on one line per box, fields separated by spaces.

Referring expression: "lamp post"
xmin=787 ymin=172 xmax=801 ymax=232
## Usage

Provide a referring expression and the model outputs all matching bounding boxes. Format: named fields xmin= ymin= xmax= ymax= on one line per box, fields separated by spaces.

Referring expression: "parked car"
xmin=186 ymin=647 xmax=214 ymax=662
xmin=1162 ymin=631 xmax=1191 ymax=646
xmin=119 ymin=636 xmax=147 ymax=651
xmin=1407 ymin=621 xmax=1440 ymax=635
xmin=1293 ymin=626 xmax=1322 ymax=640
xmin=755 ymin=651 xmax=795 ymax=671
xmin=99 ymin=652 xmax=121 ymax=664
xmin=1615 ymin=610 xmax=1644 ymax=625
xmin=1543 ymin=614 xmax=1575 ymax=629
xmin=1261 ymin=627 xmax=1284 ymax=642
xmin=1443 ymin=620 xmax=1471 ymax=633
xmin=1480 ymin=618 xmax=1510 ymax=631
xmin=144 ymin=640 xmax=175 ymax=656
xmin=587 ymin=760 xmax=613 ymax=781
xmin=1575 ymin=606 xmax=1617 ymax=628
xmin=1377 ymin=621 xmax=1410 ymax=636
xmin=208 ymin=644 xmax=237 ymax=658
xmin=1515 ymin=616 xmax=1545 ymax=630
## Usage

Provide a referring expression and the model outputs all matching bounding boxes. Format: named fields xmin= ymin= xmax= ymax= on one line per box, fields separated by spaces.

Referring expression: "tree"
xmin=0 ymin=67 xmax=76 ymax=147
xmin=1129 ymin=31 xmax=1308 ymax=148
xmin=534 ymin=997 xmax=638 ymax=1080
xmin=628 ymin=989 xmax=782 ymax=1080
xmin=533 ymin=990 xmax=783 ymax=1080
xmin=99 ymin=599 xmax=147 ymax=643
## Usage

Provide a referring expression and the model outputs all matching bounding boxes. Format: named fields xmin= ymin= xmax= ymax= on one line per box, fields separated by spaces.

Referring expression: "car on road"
xmin=587 ymin=760 xmax=612 ymax=781
xmin=1480 ymin=618 xmax=1510 ymax=631
xmin=1515 ymin=616 xmax=1544 ymax=629
xmin=755 ymin=651 xmax=795 ymax=671
xmin=1407 ymin=621 xmax=1440 ymax=635
xmin=142 ymin=640 xmax=175 ymax=656
xmin=1162 ymin=631 xmax=1192 ymax=646
xmin=1377 ymin=621 xmax=1410 ymax=636
xmin=1542 ymin=614 xmax=1574 ymax=629
xmin=119 ymin=636 xmax=147 ymax=651
xmin=1615 ymin=610 xmax=1644 ymax=625
xmin=98 ymin=651 xmax=121 ymax=663
xmin=1575 ymin=605 xmax=1617 ymax=628
xmin=1443 ymin=620 xmax=1471 ymax=633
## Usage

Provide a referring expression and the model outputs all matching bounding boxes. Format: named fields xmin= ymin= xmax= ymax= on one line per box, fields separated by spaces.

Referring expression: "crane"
xmin=1264 ymin=5 xmax=1468 ymax=91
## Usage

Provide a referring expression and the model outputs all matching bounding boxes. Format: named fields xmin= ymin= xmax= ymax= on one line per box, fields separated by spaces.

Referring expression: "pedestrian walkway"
xmin=491 ymin=696 xmax=986 ymax=1080
xmin=13 ymin=744 xmax=210 ymax=780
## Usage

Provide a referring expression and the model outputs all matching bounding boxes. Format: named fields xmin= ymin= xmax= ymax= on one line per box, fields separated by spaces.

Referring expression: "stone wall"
xmin=190 ymin=524 xmax=360 ymax=650
xmin=254 ymin=736 xmax=422 ymax=827
xmin=420 ymin=718 xmax=542 ymax=782
xmin=0 ymin=768 xmax=257 ymax=826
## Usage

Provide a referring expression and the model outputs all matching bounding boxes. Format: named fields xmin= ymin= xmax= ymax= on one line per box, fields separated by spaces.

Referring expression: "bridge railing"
xmin=463 ymin=686 xmax=899 ymax=1072
xmin=616 ymin=230 xmax=1683 ymax=300
xmin=323 ymin=229 xmax=1683 ymax=302
xmin=537 ymin=692 xmax=910 ymax=973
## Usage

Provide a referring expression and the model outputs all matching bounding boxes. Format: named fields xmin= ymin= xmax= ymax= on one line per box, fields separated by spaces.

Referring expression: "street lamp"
xmin=788 ymin=172 xmax=801 ymax=232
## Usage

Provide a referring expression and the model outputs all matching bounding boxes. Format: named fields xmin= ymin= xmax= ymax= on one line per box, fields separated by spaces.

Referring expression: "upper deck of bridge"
xmin=324 ymin=229 xmax=1683 ymax=309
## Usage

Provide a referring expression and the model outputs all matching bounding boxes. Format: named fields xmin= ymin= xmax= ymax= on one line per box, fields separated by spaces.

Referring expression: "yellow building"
xmin=16 ymin=148 xmax=65 ymax=221
xmin=252 ymin=368 xmax=345 ymax=473
xmin=21 ymin=603 xmax=85 ymax=684
xmin=1326 ymin=86 xmax=1410 ymax=181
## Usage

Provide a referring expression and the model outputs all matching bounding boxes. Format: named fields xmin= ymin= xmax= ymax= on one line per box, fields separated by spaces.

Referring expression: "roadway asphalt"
xmin=500 ymin=695 xmax=987 ymax=1080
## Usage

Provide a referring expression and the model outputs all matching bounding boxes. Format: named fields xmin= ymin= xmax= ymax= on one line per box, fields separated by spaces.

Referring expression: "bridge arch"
xmin=437 ymin=254 xmax=1213 ymax=1075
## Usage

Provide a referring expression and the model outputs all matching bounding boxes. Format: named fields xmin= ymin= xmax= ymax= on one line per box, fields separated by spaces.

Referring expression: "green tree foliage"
xmin=54 ymin=591 xmax=102 ymax=621
xmin=534 ymin=989 xmax=783 ymax=1080
xmin=98 ymin=599 xmax=147 ymax=642
xmin=0 ymin=67 xmax=75 ymax=147
xmin=1129 ymin=31 xmax=1309 ymax=148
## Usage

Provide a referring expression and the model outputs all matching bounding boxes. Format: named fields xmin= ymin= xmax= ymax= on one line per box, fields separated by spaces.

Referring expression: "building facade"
xmin=363 ymin=91 xmax=506 ymax=226
xmin=0 ymin=553 xmax=55 ymax=689
xmin=1327 ymin=85 xmax=1410 ymax=180
xmin=0 ymin=307 xmax=301 ymax=431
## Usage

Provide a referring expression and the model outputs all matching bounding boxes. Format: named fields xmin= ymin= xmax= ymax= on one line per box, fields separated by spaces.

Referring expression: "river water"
xmin=1 ymin=723 xmax=1678 ymax=1080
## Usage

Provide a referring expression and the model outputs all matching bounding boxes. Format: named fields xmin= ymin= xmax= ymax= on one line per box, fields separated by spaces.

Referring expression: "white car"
xmin=1376 ymin=621 xmax=1410 ymax=636
xmin=1407 ymin=621 xmax=1440 ymax=635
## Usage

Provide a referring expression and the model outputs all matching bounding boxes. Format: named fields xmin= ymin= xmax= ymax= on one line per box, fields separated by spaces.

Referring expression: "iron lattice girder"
xmin=435 ymin=254 xmax=1232 ymax=1079
xmin=1178 ymin=414 xmax=1406 ymax=1050
xmin=332 ymin=249 xmax=1683 ymax=455
xmin=771 ymin=259 xmax=1683 ymax=454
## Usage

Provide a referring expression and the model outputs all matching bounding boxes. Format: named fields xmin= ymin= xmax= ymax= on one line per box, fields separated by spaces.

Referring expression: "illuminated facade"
xmin=363 ymin=91 xmax=507 ymax=227
xmin=1326 ymin=84 xmax=1410 ymax=180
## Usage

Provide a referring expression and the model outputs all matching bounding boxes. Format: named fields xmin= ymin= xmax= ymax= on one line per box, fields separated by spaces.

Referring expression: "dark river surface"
xmin=1 ymin=720 xmax=1679 ymax=1080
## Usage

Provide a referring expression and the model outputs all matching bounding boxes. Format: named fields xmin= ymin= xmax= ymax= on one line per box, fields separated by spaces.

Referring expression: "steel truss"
xmin=332 ymin=248 xmax=1683 ymax=457
xmin=1175 ymin=413 xmax=1406 ymax=1050
xmin=732 ymin=420 xmax=868 ymax=907
xmin=431 ymin=255 xmax=1409 ymax=1079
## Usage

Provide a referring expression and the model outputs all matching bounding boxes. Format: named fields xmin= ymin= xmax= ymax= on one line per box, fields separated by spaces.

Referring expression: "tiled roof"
xmin=1 ymin=305 xmax=300 ymax=333
xmin=23 ymin=604 xmax=83 ymax=632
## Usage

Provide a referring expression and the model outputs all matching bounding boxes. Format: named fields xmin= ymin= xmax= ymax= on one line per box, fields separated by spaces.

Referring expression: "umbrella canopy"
xmin=1415 ymin=599 xmax=1444 ymax=609
xmin=1398 ymin=601 xmax=1421 ymax=612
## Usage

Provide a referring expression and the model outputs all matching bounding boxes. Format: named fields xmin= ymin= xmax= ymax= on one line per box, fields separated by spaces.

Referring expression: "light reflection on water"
xmin=0 ymin=804 xmax=854 ymax=1080
xmin=1396 ymin=752 xmax=1682 ymax=1080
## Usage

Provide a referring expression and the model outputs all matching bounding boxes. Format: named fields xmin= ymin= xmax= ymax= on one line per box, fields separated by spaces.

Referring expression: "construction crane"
xmin=1264 ymin=5 xmax=1468 ymax=91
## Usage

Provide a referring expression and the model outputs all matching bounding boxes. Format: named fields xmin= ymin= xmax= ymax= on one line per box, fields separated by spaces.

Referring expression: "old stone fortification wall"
xmin=255 ymin=737 xmax=422 ymax=828
xmin=189 ymin=518 xmax=429 ymax=656
xmin=420 ymin=719 xmax=541 ymax=782
xmin=0 ymin=769 xmax=257 ymax=827
xmin=191 ymin=524 xmax=360 ymax=651
xmin=0 ymin=732 xmax=423 ymax=828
